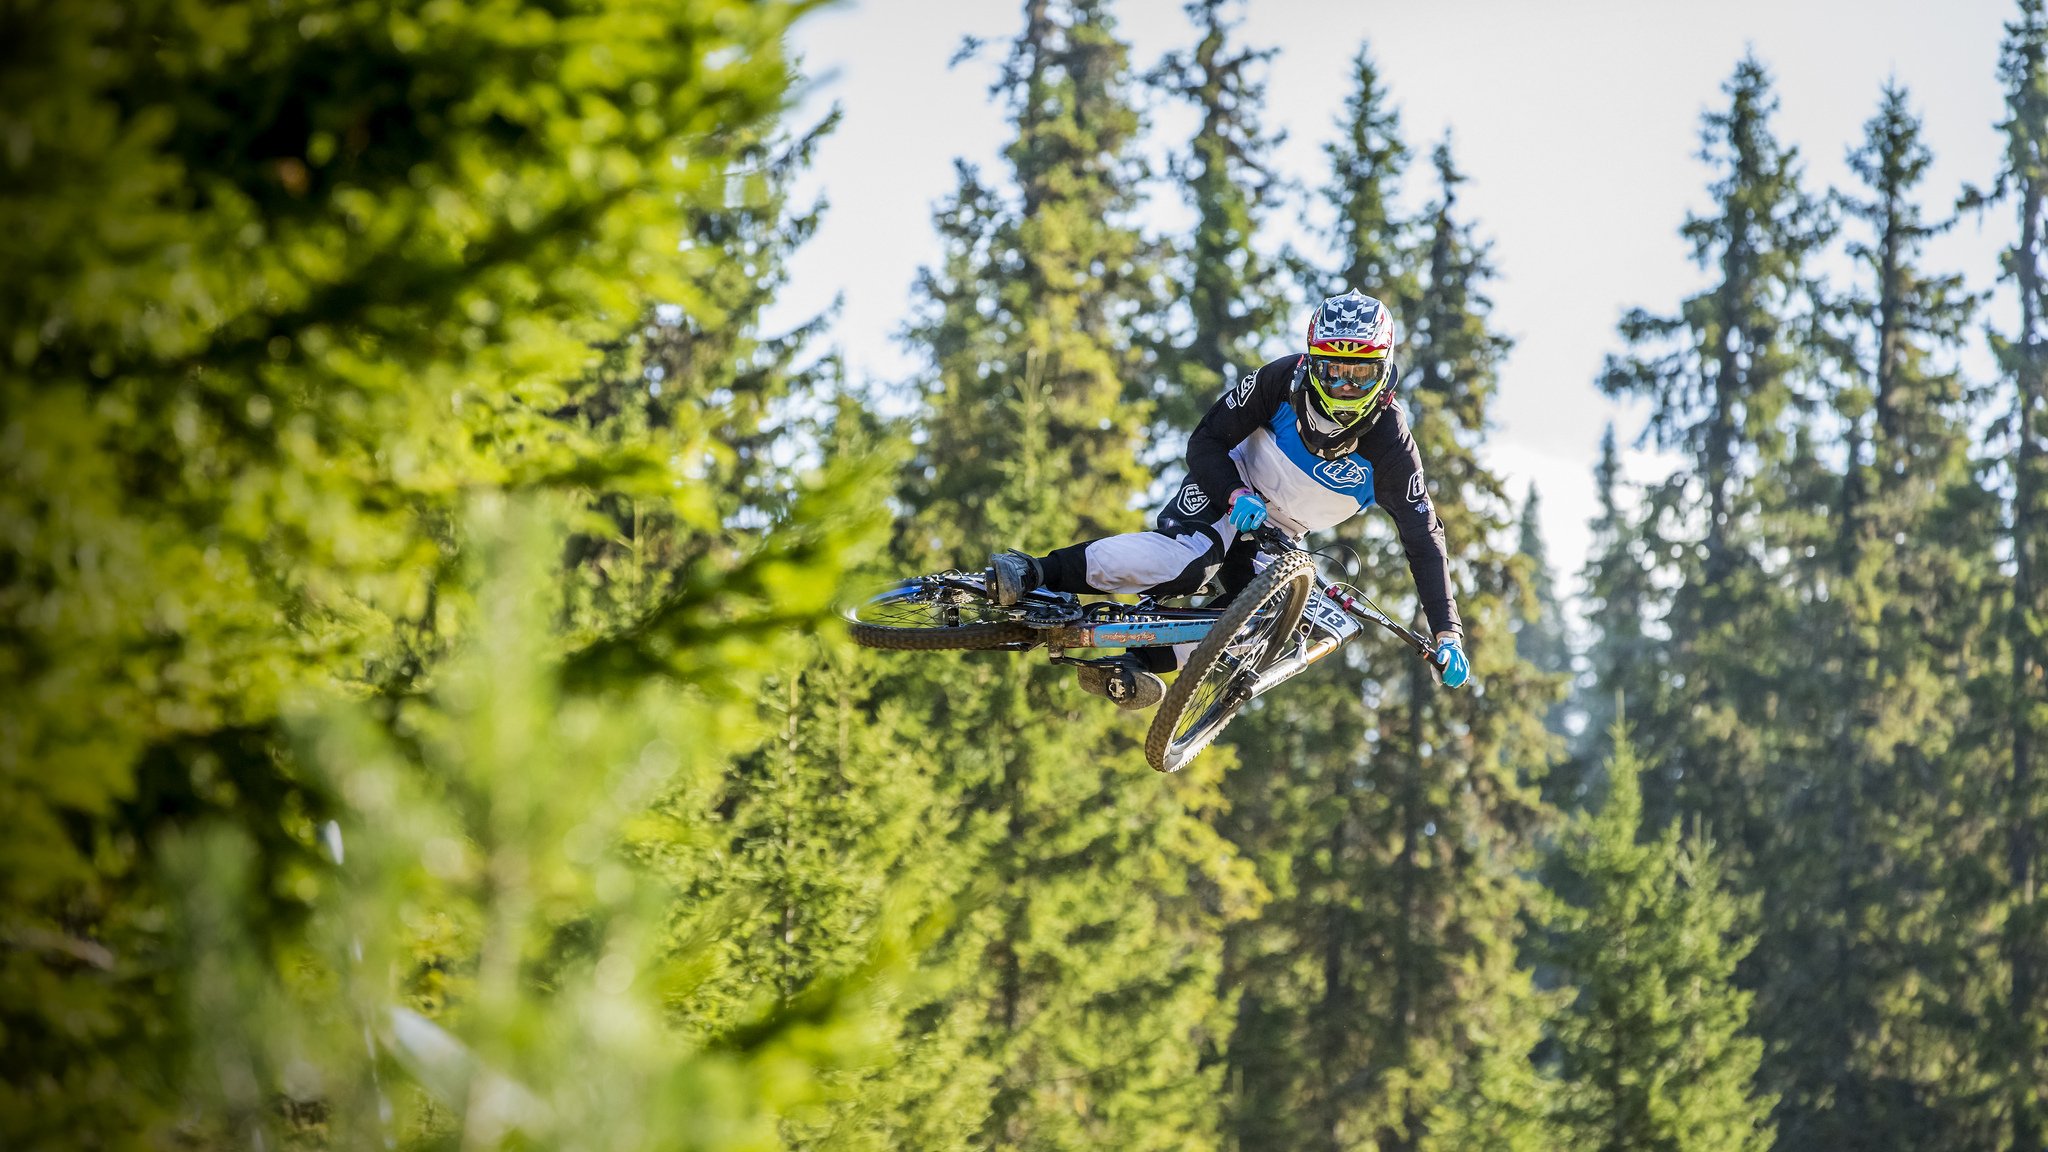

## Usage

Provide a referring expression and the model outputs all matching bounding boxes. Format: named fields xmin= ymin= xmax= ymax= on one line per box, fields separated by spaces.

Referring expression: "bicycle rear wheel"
xmin=845 ymin=574 xmax=1037 ymax=651
xmin=1145 ymin=551 xmax=1315 ymax=773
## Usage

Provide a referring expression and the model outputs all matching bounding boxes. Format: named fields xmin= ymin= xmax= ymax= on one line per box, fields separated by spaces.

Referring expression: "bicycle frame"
xmin=1035 ymin=568 xmax=1436 ymax=700
xmin=847 ymin=549 xmax=1447 ymax=774
xmin=1038 ymin=607 xmax=1224 ymax=650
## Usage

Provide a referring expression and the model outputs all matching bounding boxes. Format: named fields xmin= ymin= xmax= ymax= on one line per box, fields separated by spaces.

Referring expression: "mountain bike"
xmin=843 ymin=528 xmax=1443 ymax=773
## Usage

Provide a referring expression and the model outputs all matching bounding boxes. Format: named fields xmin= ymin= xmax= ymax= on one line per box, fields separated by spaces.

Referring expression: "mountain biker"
xmin=986 ymin=289 xmax=1469 ymax=709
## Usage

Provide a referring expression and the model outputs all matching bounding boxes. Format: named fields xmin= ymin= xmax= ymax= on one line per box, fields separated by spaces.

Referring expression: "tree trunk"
xmin=2008 ymin=166 xmax=2045 ymax=1152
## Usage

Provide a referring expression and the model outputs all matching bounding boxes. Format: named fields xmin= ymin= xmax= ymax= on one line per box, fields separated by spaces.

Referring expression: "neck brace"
xmin=1292 ymin=387 xmax=1375 ymax=459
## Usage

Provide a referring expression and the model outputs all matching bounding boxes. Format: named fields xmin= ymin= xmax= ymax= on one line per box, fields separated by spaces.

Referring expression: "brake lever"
xmin=1249 ymin=524 xmax=1298 ymax=554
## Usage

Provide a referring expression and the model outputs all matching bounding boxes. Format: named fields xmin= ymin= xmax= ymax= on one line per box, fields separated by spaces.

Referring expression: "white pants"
xmin=1080 ymin=518 xmax=1241 ymax=595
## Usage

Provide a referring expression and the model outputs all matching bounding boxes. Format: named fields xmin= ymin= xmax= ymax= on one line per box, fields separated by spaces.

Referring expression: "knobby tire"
xmin=1145 ymin=550 xmax=1315 ymax=773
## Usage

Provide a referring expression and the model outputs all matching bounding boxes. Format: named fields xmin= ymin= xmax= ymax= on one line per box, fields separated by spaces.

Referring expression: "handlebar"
xmin=1323 ymin=580 xmax=1437 ymax=661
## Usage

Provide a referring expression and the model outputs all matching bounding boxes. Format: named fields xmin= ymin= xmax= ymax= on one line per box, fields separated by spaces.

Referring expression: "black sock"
xmin=1133 ymin=646 xmax=1177 ymax=673
xmin=1037 ymin=542 xmax=1103 ymax=594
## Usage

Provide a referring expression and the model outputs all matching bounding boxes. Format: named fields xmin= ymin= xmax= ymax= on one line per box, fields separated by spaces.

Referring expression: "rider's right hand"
xmin=1433 ymin=632 xmax=1469 ymax=689
xmin=1228 ymin=488 xmax=1268 ymax=533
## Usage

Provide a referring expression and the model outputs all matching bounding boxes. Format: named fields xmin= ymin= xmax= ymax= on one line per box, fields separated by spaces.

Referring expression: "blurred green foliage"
xmin=177 ymin=500 xmax=893 ymax=1152
xmin=0 ymin=0 xmax=897 ymax=1145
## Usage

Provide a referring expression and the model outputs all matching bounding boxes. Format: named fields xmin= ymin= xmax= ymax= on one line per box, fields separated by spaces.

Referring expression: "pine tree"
xmin=1512 ymin=485 xmax=1574 ymax=740
xmin=559 ymin=114 xmax=842 ymax=636
xmin=1313 ymin=46 xmax=1418 ymax=308
xmin=166 ymin=497 xmax=893 ymax=1151
xmin=896 ymin=4 xmax=1255 ymax=1147
xmin=1346 ymin=140 xmax=1557 ymax=1152
xmin=1149 ymin=0 xmax=1290 ymax=439
xmin=1144 ymin=11 xmax=1390 ymax=1149
xmin=1759 ymin=82 xmax=1998 ymax=1152
xmin=1206 ymin=55 xmax=1428 ymax=1150
xmin=903 ymin=0 xmax=1158 ymax=558
xmin=0 ymin=1 xmax=822 ymax=1143
xmin=1220 ymin=128 xmax=1558 ymax=1152
xmin=1212 ymin=125 xmax=1548 ymax=1147
xmin=1971 ymin=2 xmax=2048 ymax=1144
xmin=1542 ymin=723 xmax=1776 ymax=1152
xmin=1595 ymin=54 xmax=1830 ymax=849
xmin=1565 ymin=427 xmax=1656 ymax=808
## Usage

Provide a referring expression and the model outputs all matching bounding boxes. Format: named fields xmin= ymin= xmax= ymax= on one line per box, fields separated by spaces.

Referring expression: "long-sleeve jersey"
xmin=1185 ymin=355 xmax=1462 ymax=638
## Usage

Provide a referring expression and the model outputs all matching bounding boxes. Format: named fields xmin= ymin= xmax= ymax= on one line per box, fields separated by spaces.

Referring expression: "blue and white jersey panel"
xmin=1228 ymin=403 xmax=1376 ymax=538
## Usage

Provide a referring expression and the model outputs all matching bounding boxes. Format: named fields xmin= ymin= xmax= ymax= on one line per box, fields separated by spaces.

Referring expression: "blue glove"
xmin=1433 ymin=632 xmax=1469 ymax=689
xmin=1228 ymin=488 xmax=1268 ymax=533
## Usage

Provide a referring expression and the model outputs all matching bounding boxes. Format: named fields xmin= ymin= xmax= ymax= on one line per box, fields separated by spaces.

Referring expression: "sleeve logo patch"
xmin=1407 ymin=472 xmax=1431 ymax=512
xmin=1178 ymin=484 xmax=1210 ymax=514
xmin=1225 ymin=373 xmax=1257 ymax=409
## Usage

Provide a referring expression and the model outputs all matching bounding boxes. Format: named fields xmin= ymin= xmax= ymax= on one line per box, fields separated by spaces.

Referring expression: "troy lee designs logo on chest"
xmin=1314 ymin=457 xmax=1369 ymax=489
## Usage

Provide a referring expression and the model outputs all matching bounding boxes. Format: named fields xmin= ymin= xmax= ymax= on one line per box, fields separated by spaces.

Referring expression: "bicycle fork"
xmin=1250 ymin=582 xmax=1436 ymax=698
xmin=1248 ymin=585 xmax=1362 ymax=695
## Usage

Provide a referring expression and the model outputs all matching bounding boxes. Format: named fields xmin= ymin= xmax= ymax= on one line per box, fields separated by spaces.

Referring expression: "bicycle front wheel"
xmin=1145 ymin=551 xmax=1315 ymax=773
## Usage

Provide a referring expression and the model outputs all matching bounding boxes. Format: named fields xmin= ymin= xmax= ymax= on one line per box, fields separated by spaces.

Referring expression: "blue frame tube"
xmin=1085 ymin=619 xmax=1217 ymax=648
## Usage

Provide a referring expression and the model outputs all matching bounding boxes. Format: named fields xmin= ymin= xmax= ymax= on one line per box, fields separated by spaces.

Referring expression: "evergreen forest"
xmin=5 ymin=1 xmax=2048 ymax=1149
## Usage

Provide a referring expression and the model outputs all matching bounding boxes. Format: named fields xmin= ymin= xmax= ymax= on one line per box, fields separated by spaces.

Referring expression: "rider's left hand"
xmin=1433 ymin=632 xmax=1469 ymax=689
xmin=1228 ymin=488 xmax=1268 ymax=533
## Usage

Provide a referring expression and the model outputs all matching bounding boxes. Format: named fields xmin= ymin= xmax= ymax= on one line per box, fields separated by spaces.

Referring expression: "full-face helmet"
xmin=1303 ymin=290 xmax=1398 ymax=436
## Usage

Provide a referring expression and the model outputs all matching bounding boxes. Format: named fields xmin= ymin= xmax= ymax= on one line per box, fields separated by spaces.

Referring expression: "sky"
xmin=769 ymin=0 xmax=2019 ymax=594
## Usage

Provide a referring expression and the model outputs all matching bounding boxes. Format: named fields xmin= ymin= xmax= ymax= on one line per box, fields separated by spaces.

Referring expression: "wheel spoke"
xmin=1171 ymin=633 xmax=1267 ymax=749
xmin=1223 ymin=604 xmax=1279 ymax=661
xmin=1172 ymin=675 xmax=1232 ymax=745
xmin=846 ymin=576 xmax=1041 ymax=652
xmin=852 ymin=580 xmax=1016 ymax=631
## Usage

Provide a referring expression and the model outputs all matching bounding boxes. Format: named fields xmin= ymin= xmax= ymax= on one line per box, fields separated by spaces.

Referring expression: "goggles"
xmin=1310 ymin=354 xmax=1390 ymax=398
